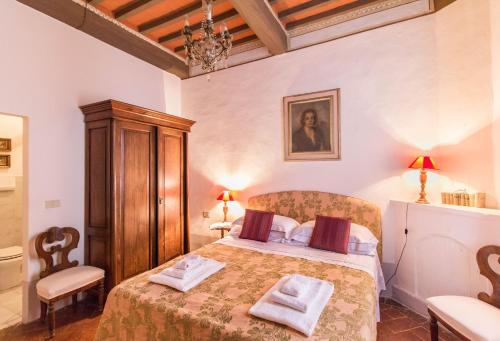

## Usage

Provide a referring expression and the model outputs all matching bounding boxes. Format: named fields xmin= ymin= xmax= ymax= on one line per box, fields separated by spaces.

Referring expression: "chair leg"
xmin=72 ymin=294 xmax=78 ymax=312
xmin=40 ymin=301 xmax=47 ymax=323
xmin=430 ymin=314 xmax=439 ymax=341
xmin=98 ymin=279 xmax=105 ymax=312
xmin=48 ymin=301 xmax=55 ymax=338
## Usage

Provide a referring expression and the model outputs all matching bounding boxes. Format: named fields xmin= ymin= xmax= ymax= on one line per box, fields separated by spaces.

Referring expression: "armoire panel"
xmin=115 ymin=121 xmax=156 ymax=280
xmin=88 ymin=236 xmax=106 ymax=270
xmin=88 ymin=127 xmax=107 ymax=228
xmin=157 ymin=128 xmax=184 ymax=264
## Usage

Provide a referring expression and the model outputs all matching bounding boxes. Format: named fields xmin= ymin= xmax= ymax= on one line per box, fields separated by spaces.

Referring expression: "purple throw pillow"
xmin=239 ymin=209 xmax=274 ymax=242
xmin=309 ymin=215 xmax=351 ymax=254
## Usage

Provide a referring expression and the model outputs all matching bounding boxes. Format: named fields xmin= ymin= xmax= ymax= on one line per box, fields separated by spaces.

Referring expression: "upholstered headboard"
xmin=248 ymin=191 xmax=382 ymax=259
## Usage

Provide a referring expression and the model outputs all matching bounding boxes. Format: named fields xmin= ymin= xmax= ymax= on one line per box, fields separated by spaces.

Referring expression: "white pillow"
xmin=231 ymin=214 xmax=300 ymax=239
xmin=289 ymin=220 xmax=379 ymax=256
xmin=228 ymin=224 xmax=286 ymax=242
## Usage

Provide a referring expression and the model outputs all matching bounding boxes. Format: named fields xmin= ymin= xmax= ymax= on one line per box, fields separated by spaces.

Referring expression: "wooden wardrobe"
xmin=80 ymin=100 xmax=195 ymax=291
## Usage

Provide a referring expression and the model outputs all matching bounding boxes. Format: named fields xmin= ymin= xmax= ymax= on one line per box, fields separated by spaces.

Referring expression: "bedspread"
xmin=95 ymin=242 xmax=377 ymax=341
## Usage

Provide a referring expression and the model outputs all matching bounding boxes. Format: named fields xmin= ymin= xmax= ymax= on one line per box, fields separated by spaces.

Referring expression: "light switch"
xmin=202 ymin=211 xmax=210 ymax=218
xmin=45 ymin=200 xmax=61 ymax=209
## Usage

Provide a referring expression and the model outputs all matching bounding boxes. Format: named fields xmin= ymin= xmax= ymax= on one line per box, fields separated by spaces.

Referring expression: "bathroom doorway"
xmin=0 ymin=113 xmax=25 ymax=330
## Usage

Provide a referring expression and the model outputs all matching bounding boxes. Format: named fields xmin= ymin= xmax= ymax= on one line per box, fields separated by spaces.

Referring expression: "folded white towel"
xmin=149 ymin=259 xmax=225 ymax=292
xmin=249 ymin=275 xmax=334 ymax=337
xmin=174 ymin=254 xmax=202 ymax=270
xmin=279 ymin=274 xmax=310 ymax=297
xmin=271 ymin=289 xmax=310 ymax=313
xmin=161 ymin=259 xmax=204 ymax=279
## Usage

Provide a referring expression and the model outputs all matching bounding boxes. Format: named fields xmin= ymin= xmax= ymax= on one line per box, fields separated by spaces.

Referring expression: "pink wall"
xmin=0 ymin=1 xmax=180 ymax=322
xmin=182 ymin=0 xmax=498 ymax=260
xmin=491 ymin=0 xmax=500 ymax=206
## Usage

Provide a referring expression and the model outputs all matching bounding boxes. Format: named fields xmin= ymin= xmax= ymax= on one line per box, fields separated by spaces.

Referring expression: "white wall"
xmin=0 ymin=0 xmax=180 ymax=322
xmin=182 ymin=0 xmax=498 ymax=264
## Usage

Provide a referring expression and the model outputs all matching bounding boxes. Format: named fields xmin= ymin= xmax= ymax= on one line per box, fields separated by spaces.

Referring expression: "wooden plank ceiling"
xmin=88 ymin=0 xmax=387 ymax=74
xmin=90 ymin=0 xmax=371 ymax=59
xmin=18 ymin=0 xmax=449 ymax=78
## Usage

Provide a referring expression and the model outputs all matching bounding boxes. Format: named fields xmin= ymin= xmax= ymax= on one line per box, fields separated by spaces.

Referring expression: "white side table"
xmin=209 ymin=222 xmax=232 ymax=238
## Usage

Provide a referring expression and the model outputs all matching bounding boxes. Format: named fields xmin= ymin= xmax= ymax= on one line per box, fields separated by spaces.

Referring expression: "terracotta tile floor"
xmin=379 ymin=298 xmax=459 ymax=341
xmin=0 ymin=297 xmax=460 ymax=340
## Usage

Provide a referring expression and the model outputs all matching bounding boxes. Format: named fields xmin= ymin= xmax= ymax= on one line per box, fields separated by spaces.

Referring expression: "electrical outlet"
xmin=202 ymin=211 xmax=210 ymax=218
xmin=45 ymin=200 xmax=61 ymax=209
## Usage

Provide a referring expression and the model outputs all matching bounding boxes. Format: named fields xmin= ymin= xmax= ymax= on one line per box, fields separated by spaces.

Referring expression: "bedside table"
xmin=209 ymin=222 xmax=232 ymax=238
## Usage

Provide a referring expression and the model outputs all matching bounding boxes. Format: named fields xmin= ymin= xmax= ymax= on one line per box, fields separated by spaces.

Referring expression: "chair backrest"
xmin=477 ymin=245 xmax=500 ymax=309
xmin=35 ymin=226 xmax=79 ymax=279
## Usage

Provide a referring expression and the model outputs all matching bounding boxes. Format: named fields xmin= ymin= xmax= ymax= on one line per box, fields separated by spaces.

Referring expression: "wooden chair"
xmin=35 ymin=226 xmax=105 ymax=338
xmin=427 ymin=245 xmax=500 ymax=341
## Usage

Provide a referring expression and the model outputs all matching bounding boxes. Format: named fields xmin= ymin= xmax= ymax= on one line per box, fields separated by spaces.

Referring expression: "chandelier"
xmin=182 ymin=0 xmax=232 ymax=73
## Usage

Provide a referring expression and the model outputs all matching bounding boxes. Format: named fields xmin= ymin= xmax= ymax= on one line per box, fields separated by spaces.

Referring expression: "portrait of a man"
xmin=283 ymin=89 xmax=340 ymax=161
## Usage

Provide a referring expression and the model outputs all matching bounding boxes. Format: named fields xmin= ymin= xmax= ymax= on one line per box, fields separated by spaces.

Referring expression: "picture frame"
xmin=0 ymin=155 xmax=10 ymax=168
xmin=283 ymin=89 xmax=340 ymax=161
xmin=0 ymin=138 xmax=11 ymax=152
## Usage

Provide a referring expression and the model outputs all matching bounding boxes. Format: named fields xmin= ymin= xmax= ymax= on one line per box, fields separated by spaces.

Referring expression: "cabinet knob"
xmin=159 ymin=198 xmax=164 ymax=205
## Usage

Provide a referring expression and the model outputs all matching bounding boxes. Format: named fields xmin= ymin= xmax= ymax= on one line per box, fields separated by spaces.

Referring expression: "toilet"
xmin=0 ymin=246 xmax=23 ymax=291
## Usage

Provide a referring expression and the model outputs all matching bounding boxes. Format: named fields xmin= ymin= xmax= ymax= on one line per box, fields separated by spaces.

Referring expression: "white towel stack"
xmin=162 ymin=255 xmax=203 ymax=279
xmin=149 ymin=254 xmax=225 ymax=292
xmin=249 ymin=274 xmax=334 ymax=336
xmin=270 ymin=274 xmax=312 ymax=312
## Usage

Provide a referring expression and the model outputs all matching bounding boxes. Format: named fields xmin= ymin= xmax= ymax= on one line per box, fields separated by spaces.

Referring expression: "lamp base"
xmin=415 ymin=168 xmax=429 ymax=204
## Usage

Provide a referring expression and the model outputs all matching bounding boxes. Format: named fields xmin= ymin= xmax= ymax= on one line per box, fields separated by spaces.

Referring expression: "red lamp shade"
xmin=408 ymin=156 xmax=438 ymax=170
xmin=217 ymin=190 xmax=234 ymax=202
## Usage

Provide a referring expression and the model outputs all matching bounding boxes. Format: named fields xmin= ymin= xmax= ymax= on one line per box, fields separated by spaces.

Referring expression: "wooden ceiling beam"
xmin=17 ymin=0 xmax=189 ymax=79
xmin=175 ymin=34 xmax=258 ymax=54
xmin=230 ymin=0 xmax=288 ymax=55
xmin=139 ymin=1 xmax=203 ymax=35
xmin=232 ymin=34 xmax=258 ymax=47
xmin=286 ymin=0 xmax=380 ymax=30
xmin=113 ymin=0 xmax=163 ymax=21
xmin=158 ymin=7 xmax=239 ymax=44
xmin=277 ymin=0 xmax=332 ymax=20
xmin=89 ymin=0 xmax=106 ymax=5
xmin=173 ymin=23 xmax=251 ymax=52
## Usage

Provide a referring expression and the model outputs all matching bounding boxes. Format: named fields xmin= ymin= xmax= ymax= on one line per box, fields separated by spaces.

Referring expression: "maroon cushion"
xmin=309 ymin=215 xmax=351 ymax=254
xmin=239 ymin=209 xmax=274 ymax=242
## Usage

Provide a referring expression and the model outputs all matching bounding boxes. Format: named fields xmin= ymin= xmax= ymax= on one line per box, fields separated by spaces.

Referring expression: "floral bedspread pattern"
xmin=95 ymin=243 xmax=377 ymax=341
xmin=248 ymin=191 xmax=382 ymax=259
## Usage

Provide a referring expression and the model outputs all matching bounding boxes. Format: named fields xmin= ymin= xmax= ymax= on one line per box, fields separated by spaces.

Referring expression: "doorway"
xmin=0 ymin=113 xmax=25 ymax=329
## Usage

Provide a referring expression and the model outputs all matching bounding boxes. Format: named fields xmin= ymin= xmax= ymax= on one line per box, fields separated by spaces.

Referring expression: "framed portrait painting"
xmin=283 ymin=89 xmax=340 ymax=161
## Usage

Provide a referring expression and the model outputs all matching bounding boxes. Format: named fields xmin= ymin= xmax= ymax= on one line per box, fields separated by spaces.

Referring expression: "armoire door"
xmin=157 ymin=127 xmax=185 ymax=264
xmin=113 ymin=120 xmax=156 ymax=282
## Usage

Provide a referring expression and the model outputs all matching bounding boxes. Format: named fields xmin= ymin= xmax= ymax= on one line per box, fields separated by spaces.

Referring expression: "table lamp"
xmin=217 ymin=190 xmax=234 ymax=222
xmin=409 ymin=156 xmax=438 ymax=204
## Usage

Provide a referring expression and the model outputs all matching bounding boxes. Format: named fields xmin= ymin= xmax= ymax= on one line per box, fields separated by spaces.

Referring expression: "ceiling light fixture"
xmin=182 ymin=0 xmax=232 ymax=76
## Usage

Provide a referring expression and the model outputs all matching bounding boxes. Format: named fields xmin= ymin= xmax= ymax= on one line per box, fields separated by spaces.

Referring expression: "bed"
xmin=94 ymin=191 xmax=384 ymax=340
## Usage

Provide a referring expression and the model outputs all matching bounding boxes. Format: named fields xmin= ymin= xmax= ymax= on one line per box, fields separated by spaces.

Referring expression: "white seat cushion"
xmin=427 ymin=295 xmax=500 ymax=341
xmin=36 ymin=266 xmax=104 ymax=299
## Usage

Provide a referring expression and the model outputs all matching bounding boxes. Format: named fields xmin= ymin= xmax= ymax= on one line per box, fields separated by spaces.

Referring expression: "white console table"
xmin=387 ymin=200 xmax=500 ymax=315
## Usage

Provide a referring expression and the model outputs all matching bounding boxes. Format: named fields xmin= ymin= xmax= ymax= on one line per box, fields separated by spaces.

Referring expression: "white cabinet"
xmin=387 ymin=200 xmax=500 ymax=315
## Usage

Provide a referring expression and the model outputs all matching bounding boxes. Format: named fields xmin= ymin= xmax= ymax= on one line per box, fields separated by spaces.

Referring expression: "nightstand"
xmin=209 ymin=222 xmax=232 ymax=238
